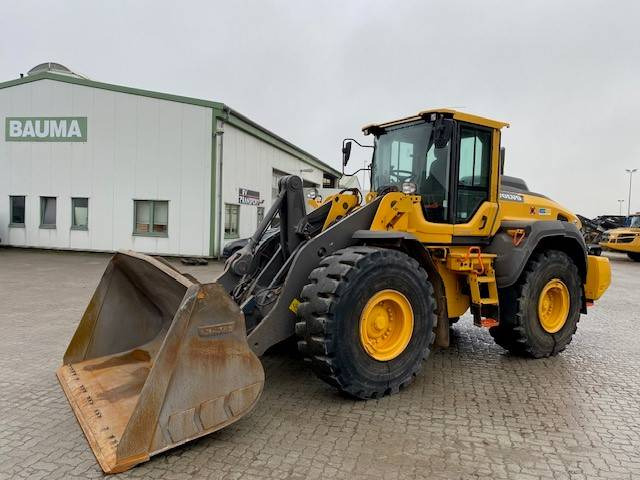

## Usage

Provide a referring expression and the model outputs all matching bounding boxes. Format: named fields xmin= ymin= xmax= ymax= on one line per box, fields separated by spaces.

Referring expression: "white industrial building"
xmin=0 ymin=63 xmax=340 ymax=257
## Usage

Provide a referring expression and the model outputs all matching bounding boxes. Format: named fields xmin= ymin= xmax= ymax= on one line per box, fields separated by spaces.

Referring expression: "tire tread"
xmin=489 ymin=250 xmax=581 ymax=358
xmin=296 ymin=246 xmax=437 ymax=399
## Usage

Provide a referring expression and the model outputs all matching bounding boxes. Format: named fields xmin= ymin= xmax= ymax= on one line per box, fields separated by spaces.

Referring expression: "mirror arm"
xmin=343 ymin=138 xmax=374 ymax=149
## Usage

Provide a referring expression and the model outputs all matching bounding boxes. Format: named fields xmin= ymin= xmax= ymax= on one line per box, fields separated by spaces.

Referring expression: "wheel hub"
xmin=360 ymin=289 xmax=414 ymax=361
xmin=538 ymin=278 xmax=570 ymax=333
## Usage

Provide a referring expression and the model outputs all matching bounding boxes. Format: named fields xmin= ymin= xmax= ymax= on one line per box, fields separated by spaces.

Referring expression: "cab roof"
xmin=362 ymin=108 xmax=510 ymax=134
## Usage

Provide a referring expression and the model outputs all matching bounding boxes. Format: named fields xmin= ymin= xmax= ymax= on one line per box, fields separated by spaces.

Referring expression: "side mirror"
xmin=500 ymin=147 xmax=506 ymax=174
xmin=433 ymin=118 xmax=453 ymax=149
xmin=342 ymin=141 xmax=352 ymax=166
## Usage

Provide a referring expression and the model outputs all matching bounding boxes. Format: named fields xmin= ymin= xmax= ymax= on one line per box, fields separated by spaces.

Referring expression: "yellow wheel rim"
xmin=537 ymin=278 xmax=570 ymax=333
xmin=359 ymin=289 xmax=414 ymax=361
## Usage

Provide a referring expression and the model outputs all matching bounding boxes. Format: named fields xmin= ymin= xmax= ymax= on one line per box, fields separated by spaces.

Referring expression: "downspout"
xmin=216 ymin=119 xmax=225 ymax=259
xmin=216 ymin=106 xmax=235 ymax=259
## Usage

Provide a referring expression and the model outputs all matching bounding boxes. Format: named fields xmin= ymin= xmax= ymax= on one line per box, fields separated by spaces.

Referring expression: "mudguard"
xmin=486 ymin=220 xmax=588 ymax=288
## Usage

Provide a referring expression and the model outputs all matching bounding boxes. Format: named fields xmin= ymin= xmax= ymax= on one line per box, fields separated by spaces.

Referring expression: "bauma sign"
xmin=5 ymin=117 xmax=87 ymax=142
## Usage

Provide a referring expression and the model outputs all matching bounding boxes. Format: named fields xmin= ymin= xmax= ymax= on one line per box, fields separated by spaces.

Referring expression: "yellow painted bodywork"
xmin=431 ymin=260 xmax=470 ymax=318
xmin=369 ymin=192 xmax=454 ymax=243
xmin=497 ymin=191 xmax=580 ymax=226
xmin=366 ymin=185 xmax=609 ymax=318
xmin=584 ymin=255 xmax=611 ymax=301
xmin=321 ymin=192 xmax=360 ymax=230
xmin=364 ymin=187 xmax=611 ymax=323
xmin=599 ymin=227 xmax=640 ymax=254
xmin=307 ymin=198 xmax=322 ymax=210
xmin=350 ymin=108 xmax=610 ymax=326
xmin=428 ymin=246 xmax=498 ymax=320
xmin=366 ymin=176 xmax=580 ymax=243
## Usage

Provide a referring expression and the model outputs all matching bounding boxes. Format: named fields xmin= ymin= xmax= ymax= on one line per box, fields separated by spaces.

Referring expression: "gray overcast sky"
xmin=2 ymin=0 xmax=639 ymax=217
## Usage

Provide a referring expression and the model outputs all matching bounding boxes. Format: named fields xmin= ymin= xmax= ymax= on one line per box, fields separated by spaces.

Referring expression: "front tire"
xmin=628 ymin=252 xmax=640 ymax=262
xmin=489 ymin=250 xmax=582 ymax=358
xmin=296 ymin=246 xmax=437 ymax=399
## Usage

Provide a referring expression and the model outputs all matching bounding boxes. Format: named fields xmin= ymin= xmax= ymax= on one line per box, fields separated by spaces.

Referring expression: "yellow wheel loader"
xmin=599 ymin=214 xmax=640 ymax=261
xmin=57 ymin=109 xmax=612 ymax=473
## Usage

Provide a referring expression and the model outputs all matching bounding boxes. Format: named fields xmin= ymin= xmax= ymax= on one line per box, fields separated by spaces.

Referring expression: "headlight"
xmin=402 ymin=182 xmax=417 ymax=194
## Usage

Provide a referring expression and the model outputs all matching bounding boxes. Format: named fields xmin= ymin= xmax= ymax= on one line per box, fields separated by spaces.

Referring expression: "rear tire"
xmin=296 ymin=246 xmax=437 ymax=399
xmin=628 ymin=252 xmax=640 ymax=262
xmin=489 ymin=250 xmax=582 ymax=358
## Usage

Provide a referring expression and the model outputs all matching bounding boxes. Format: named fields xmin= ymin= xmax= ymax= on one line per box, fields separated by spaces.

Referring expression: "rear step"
xmin=57 ymin=251 xmax=264 ymax=473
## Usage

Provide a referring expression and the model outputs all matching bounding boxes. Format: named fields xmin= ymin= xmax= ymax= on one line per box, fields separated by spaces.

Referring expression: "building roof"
xmin=0 ymin=71 xmax=341 ymax=178
xmin=27 ymin=62 xmax=87 ymax=79
xmin=362 ymin=108 xmax=510 ymax=133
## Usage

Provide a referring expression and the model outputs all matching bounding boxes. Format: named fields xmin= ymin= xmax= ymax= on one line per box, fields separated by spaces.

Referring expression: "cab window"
xmin=390 ymin=140 xmax=414 ymax=173
xmin=421 ymin=141 xmax=451 ymax=223
xmin=456 ymin=127 xmax=491 ymax=222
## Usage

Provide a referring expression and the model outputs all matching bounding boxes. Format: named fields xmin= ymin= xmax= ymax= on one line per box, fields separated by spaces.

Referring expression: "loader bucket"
xmin=56 ymin=251 xmax=264 ymax=474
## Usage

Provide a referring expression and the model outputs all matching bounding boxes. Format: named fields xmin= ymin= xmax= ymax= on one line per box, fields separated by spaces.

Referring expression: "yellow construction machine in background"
xmin=600 ymin=213 xmax=640 ymax=261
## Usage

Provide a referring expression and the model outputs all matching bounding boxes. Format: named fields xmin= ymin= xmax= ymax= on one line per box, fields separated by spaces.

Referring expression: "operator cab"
xmin=626 ymin=214 xmax=640 ymax=228
xmin=360 ymin=109 xmax=508 ymax=227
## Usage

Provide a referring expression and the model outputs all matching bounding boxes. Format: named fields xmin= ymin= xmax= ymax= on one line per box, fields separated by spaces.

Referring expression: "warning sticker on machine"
xmin=499 ymin=191 xmax=524 ymax=203
xmin=538 ymin=207 xmax=551 ymax=215
xmin=289 ymin=298 xmax=301 ymax=314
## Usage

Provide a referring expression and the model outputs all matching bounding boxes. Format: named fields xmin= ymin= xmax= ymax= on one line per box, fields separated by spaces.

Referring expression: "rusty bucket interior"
xmin=56 ymin=251 xmax=264 ymax=474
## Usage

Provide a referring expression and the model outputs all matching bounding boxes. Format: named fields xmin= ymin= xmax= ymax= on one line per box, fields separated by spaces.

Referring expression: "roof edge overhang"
xmin=0 ymin=72 xmax=224 ymax=110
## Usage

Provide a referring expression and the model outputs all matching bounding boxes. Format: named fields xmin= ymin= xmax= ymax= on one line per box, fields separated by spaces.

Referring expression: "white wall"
xmin=218 ymin=121 xmax=324 ymax=249
xmin=0 ymin=79 xmax=212 ymax=256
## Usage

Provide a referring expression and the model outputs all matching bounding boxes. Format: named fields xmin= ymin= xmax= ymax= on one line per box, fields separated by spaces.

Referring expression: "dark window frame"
xmin=451 ymin=122 xmax=493 ymax=225
xmin=9 ymin=195 xmax=26 ymax=227
xmin=133 ymin=200 xmax=169 ymax=237
xmin=40 ymin=196 xmax=57 ymax=229
xmin=71 ymin=197 xmax=89 ymax=231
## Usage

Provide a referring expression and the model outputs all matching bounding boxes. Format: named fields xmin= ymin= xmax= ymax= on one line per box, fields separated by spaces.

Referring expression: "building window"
xmin=40 ymin=197 xmax=57 ymax=228
xmin=323 ymin=175 xmax=336 ymax=188
xmin=257 ymin=206 xmax=265 ymax=227
xmin=134 ymin=200 xmax=169 ymax=236
xmin=225 ymin=204 xmax=240 ymax=239
xmin=71 ymin=198 xmax=89 ymax=230
xmin=9 ymin=196 xmax=25 ymax=227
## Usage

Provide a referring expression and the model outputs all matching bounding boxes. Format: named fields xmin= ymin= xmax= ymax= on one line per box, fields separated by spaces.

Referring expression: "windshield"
xmin=628 ymin=215 xmax=640 ymax=228
xmin=371 ymin=121 xmax=451 ymax=222
xmin=372 ymin=122 xmax=431 ymax=191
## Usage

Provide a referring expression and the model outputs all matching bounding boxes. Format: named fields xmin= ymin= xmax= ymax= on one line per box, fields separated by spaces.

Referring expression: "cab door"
xmin=451 ymin=124 xmax=500 ymax=238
